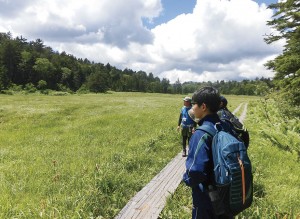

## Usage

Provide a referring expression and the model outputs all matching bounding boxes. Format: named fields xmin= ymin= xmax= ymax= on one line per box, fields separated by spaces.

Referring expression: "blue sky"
xmin=143 ymin=0 xmax=278 ymax=28
xmin=144 ymin=0 xmax=197 ymax=29
xmin=0 ymin=0 xmax=284 ymax=83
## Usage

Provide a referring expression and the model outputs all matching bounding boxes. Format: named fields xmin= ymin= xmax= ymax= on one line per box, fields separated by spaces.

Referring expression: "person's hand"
xmin=192 ymin=128 xmax=195 ymax=134
xmin=177 ymin=126 xmax=180 ymax=132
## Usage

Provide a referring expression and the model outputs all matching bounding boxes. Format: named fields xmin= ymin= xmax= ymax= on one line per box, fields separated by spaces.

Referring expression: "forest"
xmin=0 ymin=32 xmax=273 ymax=96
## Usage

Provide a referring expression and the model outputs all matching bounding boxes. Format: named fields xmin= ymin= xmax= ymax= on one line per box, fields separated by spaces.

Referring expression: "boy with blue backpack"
xmin=183 ymin=87 xmax=253 ymax=219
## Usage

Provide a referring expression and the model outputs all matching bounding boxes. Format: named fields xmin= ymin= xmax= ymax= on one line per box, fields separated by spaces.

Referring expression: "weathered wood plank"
xmin=115 ymin=152 xmax=186 ymax=219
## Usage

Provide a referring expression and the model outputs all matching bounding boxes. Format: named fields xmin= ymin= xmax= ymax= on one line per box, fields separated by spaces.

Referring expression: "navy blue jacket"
xmin=183 ymin=113 xmax=234 ymax=219
xmin=183 ymin=113 xmax=220 ymax=188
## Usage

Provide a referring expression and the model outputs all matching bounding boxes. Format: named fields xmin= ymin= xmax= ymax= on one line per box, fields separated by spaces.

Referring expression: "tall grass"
xmin=0 ymin=92 xmax=183 ymax=218
xmin=160 ymin=96 xmax=300 ymax=219
xmin=1 ymin=93 xmax=299 ymax=218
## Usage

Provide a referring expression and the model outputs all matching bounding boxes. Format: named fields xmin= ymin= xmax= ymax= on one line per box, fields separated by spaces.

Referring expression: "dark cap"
xmin=183 ymin=96 xmax=191 ymax=102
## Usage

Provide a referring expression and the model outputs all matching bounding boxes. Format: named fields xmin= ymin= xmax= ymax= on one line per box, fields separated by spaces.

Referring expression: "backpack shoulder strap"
xmin=197 ymin=124 xmax=217 ymax=137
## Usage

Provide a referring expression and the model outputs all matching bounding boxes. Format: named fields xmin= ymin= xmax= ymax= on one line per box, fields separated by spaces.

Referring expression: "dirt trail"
xmin=232 ymin=103 xmax=248 ymax=123
xmin=232 ymin=103 xmax=243 ymax=115
xmin=239 ymin=103 xmax=248 ymax=123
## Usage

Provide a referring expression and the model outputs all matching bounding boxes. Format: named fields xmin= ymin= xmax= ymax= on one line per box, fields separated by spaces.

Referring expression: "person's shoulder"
xmin=189 ymin=128 xmax=212 ymax=149
xmin=189 ymin=130 xmax=202 ymax=145
xmin=181 ymin=106 xmax=188 ymax=112
xmin=194 ymin=125 xmax=212 ymax=139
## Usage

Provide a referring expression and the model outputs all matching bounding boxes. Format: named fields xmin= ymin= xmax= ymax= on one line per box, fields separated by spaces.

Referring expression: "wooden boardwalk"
xmin=115 ymin=152 xmax=186 ymax=219
xmin=115 ymin=103 xmax=248 ymax=219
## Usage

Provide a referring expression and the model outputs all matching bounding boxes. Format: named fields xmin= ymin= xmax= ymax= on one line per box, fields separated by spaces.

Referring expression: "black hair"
xmin=220 ymin=96 xmax=228 ymax=108
xmin=192 ymin=87 xmax=221 ymax=113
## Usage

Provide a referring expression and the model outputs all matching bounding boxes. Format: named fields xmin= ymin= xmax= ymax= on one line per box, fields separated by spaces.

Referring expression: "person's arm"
xmin=183 ymin=132 xmax=211 ymax=187
xmin=178 ymin=113 xmax=182 ymax=126
xmin=177 ymin=112 xmax=182 ymax=131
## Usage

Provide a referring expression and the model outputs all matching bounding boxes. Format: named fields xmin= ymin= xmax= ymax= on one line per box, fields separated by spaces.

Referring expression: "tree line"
xmin=0 ymin=32 xmax=274 ymax=96
xmin=0 ymin=32 xmax=170 ymax=94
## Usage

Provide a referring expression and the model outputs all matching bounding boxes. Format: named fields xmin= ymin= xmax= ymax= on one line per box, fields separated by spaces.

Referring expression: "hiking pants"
xmin=181 ymin=127 xmax=193 ymax=151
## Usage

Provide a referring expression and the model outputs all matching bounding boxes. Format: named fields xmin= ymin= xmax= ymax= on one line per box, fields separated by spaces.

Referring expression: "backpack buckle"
xmin=214 ymin=122 xmax=223 ymax=132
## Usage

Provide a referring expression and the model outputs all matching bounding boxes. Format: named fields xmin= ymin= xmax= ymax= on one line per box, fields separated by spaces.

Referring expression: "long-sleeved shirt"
xmin=183 ymin=113 xmax=220 ymax=188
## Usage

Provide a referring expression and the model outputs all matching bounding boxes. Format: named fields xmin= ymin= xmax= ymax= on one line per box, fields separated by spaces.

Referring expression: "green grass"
xmin=0 ymin=92 xmax=184 ymax=218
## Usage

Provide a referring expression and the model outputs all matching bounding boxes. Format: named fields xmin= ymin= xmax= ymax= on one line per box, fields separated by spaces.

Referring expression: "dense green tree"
xmin=30 ymin=39 xmax=45 ymax=55
xmin=182 ymin=82 xmax=198 ymax=94
xmin=37 ymin=80 xmax=47 ymax=90
xmin=121 ymin=74 xmax=134 ymax=91
xmin=148 ymin=81 xmax=162 ymax=93
xmin=61 ymin=67 xmax=72 ymax=86
xmin=161 ymin=78 xmax=170 ymax=93
xmin=73 ymin=63 xmax=90 ymax=90
xmin=0 ymin=40 xmax=22 ymax=84
xmin=265 ymin=0 xmax=300 ymax=106
xmin=18 ymin=50 xmax=35 ymax=84
xmin=109 ymin=67 xmax=121 ymax=90
xmin=0 ymin=65 xmax=9 ymax=89
xmin=0 ymin=32 xmax=12 ymax=42
xmin=86 ymin=64 xmax=109 ymax=93
xmin=33 ymin=58 xmax=56 ymax=87
xmin=173 ymin=78 xmax=182 ymax=94
xmin=86 ymin=71 xmax=109 ymax=93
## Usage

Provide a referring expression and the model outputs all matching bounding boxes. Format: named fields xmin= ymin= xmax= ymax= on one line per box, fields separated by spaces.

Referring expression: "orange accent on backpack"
xmin=238 ymin=155 xmax=246 ymax=204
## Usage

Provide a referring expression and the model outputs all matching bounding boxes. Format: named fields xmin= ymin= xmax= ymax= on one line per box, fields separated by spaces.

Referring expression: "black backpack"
xmin=217 ymin=109 xmax=250 ymax=148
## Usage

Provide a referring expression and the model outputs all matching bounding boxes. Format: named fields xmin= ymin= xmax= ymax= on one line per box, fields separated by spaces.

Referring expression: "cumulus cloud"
xmin=147 ymin=0 xmax=283 ymax=82
xmin=0 ymin=0 xmax=160 ymax=46
xmin=0 ymin=0 xmax=283 ymax=83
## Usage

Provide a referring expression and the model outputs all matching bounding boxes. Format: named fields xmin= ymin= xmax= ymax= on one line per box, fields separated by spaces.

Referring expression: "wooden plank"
xmin=115 ymin=152 xmax=186 ymax=219
xmin=125 ymin=154 xmax=185 ymax=218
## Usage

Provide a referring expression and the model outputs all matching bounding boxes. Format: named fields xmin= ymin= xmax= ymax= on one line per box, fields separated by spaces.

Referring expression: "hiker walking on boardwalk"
xmin=183 ymin=87 xmax=234 ymax=219
xmin=177 ymin=96 xmax=196 ymax=157
xmin=218 ymin=96 xmax=250 ymax=148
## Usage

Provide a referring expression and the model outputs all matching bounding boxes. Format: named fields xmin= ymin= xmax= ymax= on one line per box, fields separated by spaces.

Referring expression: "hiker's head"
xmin=220 ymin=96 xmax=228 ymax=109
xmin=183 ymin=96 xmax=191 ymax=107
xmin=191 ymin=87 xmax=220 ymax=118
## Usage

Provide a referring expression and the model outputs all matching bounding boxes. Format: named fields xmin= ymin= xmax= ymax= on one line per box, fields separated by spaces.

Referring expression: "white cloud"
xmin=142 ymin=0 xmax=283 ymax=82
xmin=0 ymin=0 xmax=284 ymax=83
xmin=1 ymin=0 xmax=160 ymax=45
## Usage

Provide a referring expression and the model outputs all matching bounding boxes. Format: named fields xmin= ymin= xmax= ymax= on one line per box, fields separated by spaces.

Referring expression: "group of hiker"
xmin=177 ymin=87 xmax=252 ymax=219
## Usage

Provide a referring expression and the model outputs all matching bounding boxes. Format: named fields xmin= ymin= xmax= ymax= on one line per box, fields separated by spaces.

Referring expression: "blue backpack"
xmin=198 ymin=123 xmax=253 ymax=216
